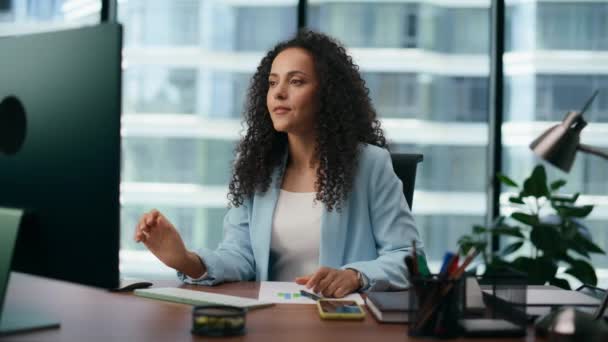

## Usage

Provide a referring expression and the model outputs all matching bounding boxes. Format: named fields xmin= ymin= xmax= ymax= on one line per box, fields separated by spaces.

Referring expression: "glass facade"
xmin=2 ymin=0 xmax=607 ymax=282
xmin=503 ymin=1 xmax=608 ymax=280
xmin=118 ymin=0 xmax=298 ymax=277
xmin=310 ymin=0 xmax=491 ymax=268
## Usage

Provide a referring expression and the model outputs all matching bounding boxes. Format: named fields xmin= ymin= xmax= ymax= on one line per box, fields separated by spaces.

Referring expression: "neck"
xmin=286 ymin=133 xmax=318 ymax=170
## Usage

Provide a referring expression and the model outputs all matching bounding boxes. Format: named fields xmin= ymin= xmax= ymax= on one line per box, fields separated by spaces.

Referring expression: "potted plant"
xmin=458 ymin=165 xmax=605 ymax=289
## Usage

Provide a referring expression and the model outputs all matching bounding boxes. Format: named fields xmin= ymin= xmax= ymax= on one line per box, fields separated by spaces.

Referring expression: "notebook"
xmin=365 ymin=291 xmax=410 ymax=323
xmin=134 ymin=287 xmax=274 ymax=310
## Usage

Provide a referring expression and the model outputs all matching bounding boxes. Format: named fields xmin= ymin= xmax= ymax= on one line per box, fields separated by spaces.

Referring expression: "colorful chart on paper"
xmin=258 ymin=282 xmax=364 ymax=304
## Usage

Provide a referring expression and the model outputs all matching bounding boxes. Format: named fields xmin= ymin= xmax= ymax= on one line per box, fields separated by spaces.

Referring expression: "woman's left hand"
xmin=295 ymin=267 xmax=359 ymax=298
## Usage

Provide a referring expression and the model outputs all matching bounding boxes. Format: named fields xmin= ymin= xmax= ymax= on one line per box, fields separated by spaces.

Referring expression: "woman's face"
xmin=267 ymin=47 xmax=319 ymax=136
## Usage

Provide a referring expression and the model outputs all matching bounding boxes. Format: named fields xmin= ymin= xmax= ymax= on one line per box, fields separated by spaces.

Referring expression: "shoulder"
xmin=355 ymin=143 xmax=394 ymax=186
xmin=357 ymin=143 xmax=391 ymax=169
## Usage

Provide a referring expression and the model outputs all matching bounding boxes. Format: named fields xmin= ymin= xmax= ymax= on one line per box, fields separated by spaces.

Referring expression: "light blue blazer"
xmin=179 ymin=144 xmax=424 ymax=291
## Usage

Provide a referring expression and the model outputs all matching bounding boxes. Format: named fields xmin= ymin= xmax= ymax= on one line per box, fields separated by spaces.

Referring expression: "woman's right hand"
xmin=134 ymin=209 xmax=205 ymax=277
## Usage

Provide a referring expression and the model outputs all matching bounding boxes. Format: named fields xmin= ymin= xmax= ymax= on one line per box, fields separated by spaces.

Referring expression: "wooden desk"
xmin=1 ymin=272 xmax=539 ymax=342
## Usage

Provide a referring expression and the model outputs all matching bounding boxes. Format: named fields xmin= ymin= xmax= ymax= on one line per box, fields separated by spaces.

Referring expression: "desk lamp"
xmin=530 ymin=90 xmax=608 ymax=340
xmin=530 ymin=90 xmax=608 ymax=171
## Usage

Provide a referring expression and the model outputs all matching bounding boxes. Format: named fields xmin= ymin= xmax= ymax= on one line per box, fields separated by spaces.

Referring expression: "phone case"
xmin=316 ymin=300 xmax=366 ymax=320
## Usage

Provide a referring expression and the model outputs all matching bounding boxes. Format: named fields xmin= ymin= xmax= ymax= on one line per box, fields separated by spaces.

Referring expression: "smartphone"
xmin=316 ymin=299 xmax=365 ymax=320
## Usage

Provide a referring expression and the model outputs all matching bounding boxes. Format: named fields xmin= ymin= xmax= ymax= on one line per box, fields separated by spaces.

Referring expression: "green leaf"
xmin=572 ymin=233 xmax=605 ymax=255
xmin=521 ymin=165 xmax=550 ymax=198
xmin=549 ymin=277 xmax=571 ymax=290
xmin=509 ymin=196 xmax=525 ymax=204
xmin=555 ymin=252 xmax=575 ymax=264
xmin=550 ymin=179 xmax=567 ymax=191
xmin=497 ymin=173 xmax=519 ymax=188
xmin=473 ymin=225 xmax=487 ymax=234
xmin=569 ymin=245 xmax=591 ymax=259
xmin=491 ymin=227 xmax=525 ymax=238
xmin=500 ymin=241 xmax=524 ymax=256
xmin=458 ymin=235 xmax=473 ymax=244
xmin=551 ymin=193 xmax=580 ymax=203
xmin=511 ymin=212 xmax=538 ymax=226
xmin=459 ymin=242 xmax=474 ymax=255
xmin=530 ymin=225 xmax=565 ymax=255
xmin=565 ymin=259 xmax=597 ymax=286
xmin=561 ymin=220 xmax=578 ymax=240
xmin=555 ymin=205 xmax=594 ymax=218
xmin=460 ymin=241 xmax=486 ymax=256
xmin=512 ymin=256 xmax=557 ymax=285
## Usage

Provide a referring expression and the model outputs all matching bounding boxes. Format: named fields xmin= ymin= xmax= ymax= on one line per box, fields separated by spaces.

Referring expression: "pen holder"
xmin=477 ymin=269 xmax=528 ymax=326
xmin=408 ymin=275 xmax=465 ymax=338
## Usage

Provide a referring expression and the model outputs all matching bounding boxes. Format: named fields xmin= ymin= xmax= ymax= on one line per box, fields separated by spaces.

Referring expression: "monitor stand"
xmin=0 ymin=307 xmax=60 ymax=336
xmin=0 ymin=207 xmax=60 ymax=336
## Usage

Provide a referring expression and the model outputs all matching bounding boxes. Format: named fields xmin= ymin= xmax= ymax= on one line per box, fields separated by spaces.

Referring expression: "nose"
xmin=273 ymin=81 xmax=288 ymax=100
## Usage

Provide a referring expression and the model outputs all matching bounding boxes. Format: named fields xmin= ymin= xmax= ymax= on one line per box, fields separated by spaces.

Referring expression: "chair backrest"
xmin=390 ymin=153 xmax=423 ymax=210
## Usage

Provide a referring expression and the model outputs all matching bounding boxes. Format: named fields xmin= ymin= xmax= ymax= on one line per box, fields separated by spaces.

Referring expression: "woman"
xmin=134 ymin=31 xmax=423 ymax=298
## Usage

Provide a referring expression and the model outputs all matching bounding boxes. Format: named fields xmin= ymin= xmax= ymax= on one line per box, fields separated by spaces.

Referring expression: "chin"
xmin=273 ymin=126 xmax=290 ymax=133
xmin=271 ymin=121 xmax=290 ymax=133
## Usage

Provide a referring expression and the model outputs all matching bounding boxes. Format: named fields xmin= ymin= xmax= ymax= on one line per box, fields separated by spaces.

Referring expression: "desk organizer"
xmin=408 ymin=274 xmax=465 ymax=338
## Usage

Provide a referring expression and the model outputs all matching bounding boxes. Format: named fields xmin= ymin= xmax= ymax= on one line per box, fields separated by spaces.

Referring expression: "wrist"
xmin=176 ymin=251 xmax=206 ymax=278
xmin=345 ymin=268 xmax=362 ymax=290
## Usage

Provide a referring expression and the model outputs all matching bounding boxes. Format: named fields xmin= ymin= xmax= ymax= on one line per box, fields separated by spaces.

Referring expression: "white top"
xmin=269 ymin=189 xmax=323 ymax=282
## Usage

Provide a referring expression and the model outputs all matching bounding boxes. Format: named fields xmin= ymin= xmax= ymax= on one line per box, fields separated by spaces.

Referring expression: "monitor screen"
xmin=0 ymin=23 xmax=122 ymax=289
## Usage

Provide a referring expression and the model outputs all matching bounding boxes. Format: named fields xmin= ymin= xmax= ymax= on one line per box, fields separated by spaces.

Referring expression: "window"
xmin=119 ymin=0 xmax=297 ymax=277
xmin=503 ymin=1 xmax=608 ymax=277
xmin=310 ymin=0 xmax=491 ymax=270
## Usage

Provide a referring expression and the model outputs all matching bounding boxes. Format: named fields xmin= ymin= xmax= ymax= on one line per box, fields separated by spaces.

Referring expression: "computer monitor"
xmin=0 ymin=23 xmax=122 ymax=290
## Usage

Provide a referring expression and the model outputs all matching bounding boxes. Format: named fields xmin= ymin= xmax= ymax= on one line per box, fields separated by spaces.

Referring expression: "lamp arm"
xmin=578 ymin=143 xmax=608 ymax=161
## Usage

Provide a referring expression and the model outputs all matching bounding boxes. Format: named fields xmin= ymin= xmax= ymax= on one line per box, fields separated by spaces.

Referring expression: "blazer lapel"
xmin=250 ymin=153 xmax=287 ymax=281
xmin=319 ymin=202 xmax=348 ymax=268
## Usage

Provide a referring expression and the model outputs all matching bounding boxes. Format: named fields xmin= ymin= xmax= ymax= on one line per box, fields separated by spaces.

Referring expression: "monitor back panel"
xmin=0 ymin=24 xmax=123 ymax=289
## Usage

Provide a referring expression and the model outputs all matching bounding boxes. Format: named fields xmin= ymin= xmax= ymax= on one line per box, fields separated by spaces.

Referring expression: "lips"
xmin=273 ymin=106 xmax=291 ymax=114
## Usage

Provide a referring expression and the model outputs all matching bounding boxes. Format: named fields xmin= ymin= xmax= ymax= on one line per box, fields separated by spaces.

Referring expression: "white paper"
xmin=258 ymin=281 xmax=365 ymax=305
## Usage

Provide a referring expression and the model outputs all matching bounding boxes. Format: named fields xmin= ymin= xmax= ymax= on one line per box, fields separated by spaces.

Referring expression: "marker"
xmin=300 ymin=289 xmax=323 ymax=301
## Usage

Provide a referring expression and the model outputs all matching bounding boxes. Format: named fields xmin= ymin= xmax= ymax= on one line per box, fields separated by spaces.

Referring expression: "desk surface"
xmin=1 ymin=272 xmax=541 ymax=342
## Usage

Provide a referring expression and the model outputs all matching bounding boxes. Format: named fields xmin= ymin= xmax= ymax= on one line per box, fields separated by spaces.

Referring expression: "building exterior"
xmin=2 ymin=0 xmax=607 ymax=282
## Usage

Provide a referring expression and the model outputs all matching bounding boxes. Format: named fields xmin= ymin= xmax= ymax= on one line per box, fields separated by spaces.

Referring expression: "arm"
xmin=341 ymin=148 xmax=424 ymax=291
xmin=178 ymin=198 xmax=256 ymax=285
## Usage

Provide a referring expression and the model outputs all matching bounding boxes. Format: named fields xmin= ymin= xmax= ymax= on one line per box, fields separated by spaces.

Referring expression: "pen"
xmin=417 ymin=254 xmax=431 ymax=277
xmin=412 ymin=240 xmax=419 ymax=276
xmin=300 ymin=289 xmax=323 ymax=301
xmin=439 ymin=252 xmax=455 ymax=275
xmin=405 ymin=255 xmax=417 ymax=277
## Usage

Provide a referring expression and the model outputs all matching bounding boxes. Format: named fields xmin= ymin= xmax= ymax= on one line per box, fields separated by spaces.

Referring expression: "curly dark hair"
xmin=228 ymin=30 xmax=387 ymax=211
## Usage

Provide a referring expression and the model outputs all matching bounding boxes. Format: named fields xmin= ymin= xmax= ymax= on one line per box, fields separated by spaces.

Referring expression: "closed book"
xmin=365 ymin=291 xmax=409 ymax=323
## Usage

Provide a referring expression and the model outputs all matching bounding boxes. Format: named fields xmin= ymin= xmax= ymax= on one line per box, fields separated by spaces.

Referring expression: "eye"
xmin=268 ymin=80 xmax=277 ymax=87
xmin=290 ymin=79 xmax=304 ymax=85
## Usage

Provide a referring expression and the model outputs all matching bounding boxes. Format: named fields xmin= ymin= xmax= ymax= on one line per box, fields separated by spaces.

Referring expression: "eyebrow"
xmin=269 ymin=71 xmax=309 ymax=78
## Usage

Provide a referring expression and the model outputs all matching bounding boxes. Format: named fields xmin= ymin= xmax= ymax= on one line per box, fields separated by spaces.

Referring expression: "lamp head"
xmin=529 ymin=111 xmax=586 ymax=173
xmin=530 ymin=90 xmax=599 ymax=173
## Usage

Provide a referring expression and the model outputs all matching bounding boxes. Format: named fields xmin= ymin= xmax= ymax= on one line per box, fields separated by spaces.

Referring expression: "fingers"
xmin=316 ymin=272 xmax=337 ymax=296
xmin=324 ymin=278 xmax=342 ymax=297
xmin=295 ymin=275 xmax=312 ymax=285
xmin=146 ymin=209 xmax=160 ymax=227
xmin=134 ymin=227 xmax=149 ymax=243
xmin=134 ymin=209 xmax=161 ymax=243
xmin=302 ymin=268 xmax=359 ymax=298
xmin=334 ymin=287 xmax=348 ymax=298
xmin=304 ymin=267 xmax=340 ymax=295
xmin=306 ymin=267 xmax=330 ymax=290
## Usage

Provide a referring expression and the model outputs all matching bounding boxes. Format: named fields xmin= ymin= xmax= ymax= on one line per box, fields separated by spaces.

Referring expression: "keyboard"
xmin=134 ymin=287 xmax=274 ymax=310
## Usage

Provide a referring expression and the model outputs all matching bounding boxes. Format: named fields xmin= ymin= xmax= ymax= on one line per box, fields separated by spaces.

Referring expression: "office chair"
xmin=390 ymin=153 xmax=423 ymax=210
